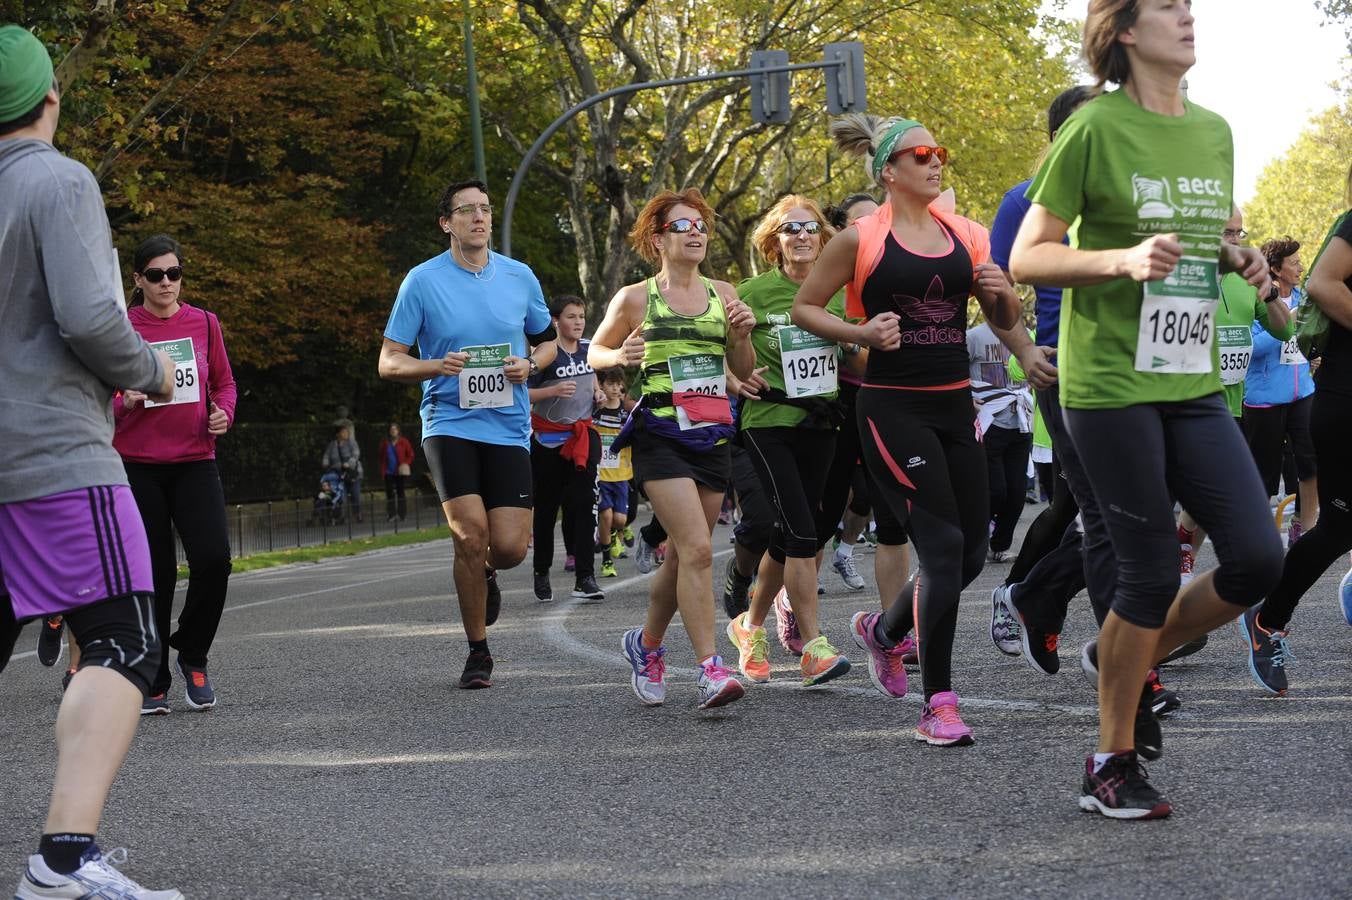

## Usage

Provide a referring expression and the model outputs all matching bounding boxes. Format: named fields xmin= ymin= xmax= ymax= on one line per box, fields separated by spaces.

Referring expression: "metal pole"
xmin=267 ymin=501 xmax=274 ymax=552
xmin=235 ymin=505 xmax=243 ymax=559
xmin=463 ymin=0 xmax=486 ymax=184
xmin=294 ymin=498 xmax=301 ymax=548
xmin=500 ymin=59 xmax=841 ymax=256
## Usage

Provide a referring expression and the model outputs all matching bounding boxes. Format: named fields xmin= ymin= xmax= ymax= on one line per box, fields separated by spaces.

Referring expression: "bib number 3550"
xmin=458 ymin=343 xmax=513 ymax=409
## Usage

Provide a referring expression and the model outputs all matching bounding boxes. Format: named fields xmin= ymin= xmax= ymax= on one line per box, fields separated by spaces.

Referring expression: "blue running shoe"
xmin=621 ymin=627 xmax=666 ymax=706
xmin=176 ymin=658 xmax=217 ymax=709
xmin=1340 ymin=565 xmax=1352 ymax=627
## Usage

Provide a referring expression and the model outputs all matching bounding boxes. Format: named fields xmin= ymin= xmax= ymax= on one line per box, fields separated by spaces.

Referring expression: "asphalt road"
xmin=2 ymin=511 xmax=1350 ymax=898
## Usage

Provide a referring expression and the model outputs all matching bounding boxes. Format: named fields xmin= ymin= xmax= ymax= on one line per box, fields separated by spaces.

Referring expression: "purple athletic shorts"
xmin=0 ymin=485 xmax=153 ymax=621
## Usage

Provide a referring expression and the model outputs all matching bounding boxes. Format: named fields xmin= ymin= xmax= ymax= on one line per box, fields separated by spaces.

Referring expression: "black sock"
xmin=602 ymin=546 xmax=612 ymax=563
xmin=39 ymin=833 xmax=94 ymax=874
xmin=468 ymin=639 xmax=489 ymax=655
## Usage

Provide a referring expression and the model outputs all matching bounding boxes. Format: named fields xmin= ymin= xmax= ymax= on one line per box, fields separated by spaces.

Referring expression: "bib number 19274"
xmin=458 ymin=343 xmax=513 ymax=409
xmin=778 ymin=325 xmax=837 ymax=397
xmin=1135 ymin=257 xmax=1219 ymax=375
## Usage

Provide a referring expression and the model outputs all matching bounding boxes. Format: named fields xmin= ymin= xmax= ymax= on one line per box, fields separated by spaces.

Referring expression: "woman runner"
xmin=1011 ymin=0 xmax=1283 ymax=818
xmin=589 ymin=188 xmax=756 ymax=710
xmin=794 ymin=113 xmax=1020 ymax=745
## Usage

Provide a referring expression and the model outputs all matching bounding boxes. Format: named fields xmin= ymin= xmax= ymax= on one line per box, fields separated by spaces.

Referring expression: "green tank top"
xmin=640 ymin=276 xmax=728 ymax=420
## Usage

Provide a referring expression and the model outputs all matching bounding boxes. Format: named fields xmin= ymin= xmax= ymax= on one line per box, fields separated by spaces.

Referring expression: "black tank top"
xmin=860 ymin=221 xmax=973 ymax=387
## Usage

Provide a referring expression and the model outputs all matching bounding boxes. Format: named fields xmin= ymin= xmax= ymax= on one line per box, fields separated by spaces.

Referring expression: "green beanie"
xmin=0 ymin=25 xmax=54 ymax=124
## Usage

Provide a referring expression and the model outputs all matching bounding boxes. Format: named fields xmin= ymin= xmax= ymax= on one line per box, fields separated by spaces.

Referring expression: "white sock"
xmin=1092 ymin=752 xmax=1118 ymax=773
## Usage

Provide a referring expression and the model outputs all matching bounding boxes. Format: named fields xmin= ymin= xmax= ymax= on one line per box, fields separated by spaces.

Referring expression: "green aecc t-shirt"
xmin=1028 ymin=89 xmax=1234 ymax=410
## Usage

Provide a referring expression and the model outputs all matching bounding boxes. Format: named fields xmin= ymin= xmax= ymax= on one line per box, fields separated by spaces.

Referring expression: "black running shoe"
xmin=1160 ymin=634 xmax=1208 ymax=665
xmin=572 ymin=575 xmax=604 ymax=601
xmin=485 ymin=568 xmax=502 ymax=626
xmin=1079 ymin=750 xmax=1171 ymax=820
xmin=36 ymin=616 xmax=64 ymax=667
xmin=722 ymin=556 xmax=752 ymax=620
xmin=1238 ymin=606 xmax=1291 ymax=695
xmin=534 ymin=572 xmax=553 ymax=603
xmin=458 ymin=648 xmax=493 ymax=689
xmin=1013 ymin=601 xmax=1060 ymax=675
xmin=1134 ymin=690 xmax=1163 ymax=761
xmin=1146 ymin=668 xmax=1181 ymax=716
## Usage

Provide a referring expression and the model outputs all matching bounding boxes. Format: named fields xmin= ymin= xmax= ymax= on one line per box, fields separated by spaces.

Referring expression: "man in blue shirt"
xmin=379 ymin=179 xmax=557 ymax=690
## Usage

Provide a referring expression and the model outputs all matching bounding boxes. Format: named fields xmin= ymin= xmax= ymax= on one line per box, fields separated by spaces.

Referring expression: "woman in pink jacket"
xmin=114 ymin=234 xmax=237 ymax=714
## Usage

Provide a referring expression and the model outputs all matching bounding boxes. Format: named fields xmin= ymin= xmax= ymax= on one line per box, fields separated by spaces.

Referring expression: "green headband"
xmin=871 ymin=118 xmax=924 ymax=181
xmin=0 ymin=26 xmax=53 ymax=124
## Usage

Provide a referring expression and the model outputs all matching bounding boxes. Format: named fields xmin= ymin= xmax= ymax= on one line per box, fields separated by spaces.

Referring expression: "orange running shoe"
xmin=726 ymin=613 xmax=771 ymax=683
xmin=800 ymin=635 xmax=851 ymax=687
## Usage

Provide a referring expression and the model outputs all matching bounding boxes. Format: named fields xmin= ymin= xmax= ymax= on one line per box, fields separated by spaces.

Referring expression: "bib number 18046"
xmin=1134 ymin=256 xmax=1219 ymax=375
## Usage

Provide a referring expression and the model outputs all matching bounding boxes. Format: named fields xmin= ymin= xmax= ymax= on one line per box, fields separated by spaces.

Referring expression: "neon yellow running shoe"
xmin=725 ymin=613 xmax=770 ymax=683
xmin=800 ymin=635 xmax=851 ymax=687
xmin=600 ymin=559 xmax=618 ymax=578
xmin=610 ymin=534 xmax=627 ymax=560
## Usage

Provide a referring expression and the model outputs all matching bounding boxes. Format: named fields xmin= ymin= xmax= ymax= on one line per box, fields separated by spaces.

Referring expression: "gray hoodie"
xmin=0 ymin=139 xmax=163 ymax=503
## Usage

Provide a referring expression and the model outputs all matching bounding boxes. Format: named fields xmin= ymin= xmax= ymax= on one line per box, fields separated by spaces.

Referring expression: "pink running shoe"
xmin=915 ymin=691 xmax=974 ymax=746
xmin=899 ymin=634 xmax=918 ymax=666
xmin=773 ymin=588 xmax=804 ymax=656
xmin=850 ymin=611 xmax=908 ymax=699
xmin=697 ymin=656 xmax=745 ymax=710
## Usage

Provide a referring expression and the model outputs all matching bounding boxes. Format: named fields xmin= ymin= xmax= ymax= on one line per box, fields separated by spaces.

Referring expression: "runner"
xmin=0 ymin=26 xmax=183 ymax=896
xmin=1241 ymin=236 xmax=1317 ymax=543
xmin=378 ymin=178 xmax=558 ymax=689
xmin=719 ymin=378 xmax=777 ymax=619
xmin=1010 ymin=0 xmax=1284 ymax=818
xmin=114 ymin=234 xmax=238 ymax=715
xmin=968 ymin=315 xmax=1034 ymax=564
xmin=594 ymin=368 xmax=633 ymax=580
xmin=725 ymin=194 xmax=853 ymax=687
xmin=588 ymin=187 xmax=756 ymax=710
xmin=528 ymin=295 xmax=603 ymax=603
xmin=794 ymin=112 xmax=1021 ymax=745
xmin=1240 ymin=180 xmax=1352 ymax=692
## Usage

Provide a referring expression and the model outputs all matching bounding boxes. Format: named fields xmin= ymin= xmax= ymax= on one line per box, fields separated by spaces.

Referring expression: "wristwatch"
xmin=527 ymin=356 xmax=540 ymax=376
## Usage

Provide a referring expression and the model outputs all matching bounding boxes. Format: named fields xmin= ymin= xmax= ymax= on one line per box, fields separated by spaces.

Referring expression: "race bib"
xmin=1216 ymin=326 xmax=1252 ymax=386
xmin=458 ymin=343 xmax=512 ymax=409
xmin=778 ymin=325 xmax=837 ymax=398
xmin=1134 ymin=258 xmax=1218 ymax=375
xmin=599 ymin=433 xmax=621 ymax=470
xmin=144 ymin=337 xmax=199 ymax=407
xmin=1279 ymin=335 xmax=1306 ymax=366
xmin=668 ymin=353 xmax=726 ymax=431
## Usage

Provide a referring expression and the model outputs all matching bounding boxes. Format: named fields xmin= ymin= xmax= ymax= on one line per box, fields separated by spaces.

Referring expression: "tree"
xmin=1247 ymin=91 xmax=1352 ymax=257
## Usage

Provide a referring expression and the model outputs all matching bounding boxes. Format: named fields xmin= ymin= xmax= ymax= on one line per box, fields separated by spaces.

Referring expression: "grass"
xmin=179 ymin=527 xmax=449 ymax=579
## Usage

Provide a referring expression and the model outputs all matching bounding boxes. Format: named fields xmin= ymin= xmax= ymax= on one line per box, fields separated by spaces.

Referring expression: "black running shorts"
xmin=423 ymin=436 xmax=532 ymax=509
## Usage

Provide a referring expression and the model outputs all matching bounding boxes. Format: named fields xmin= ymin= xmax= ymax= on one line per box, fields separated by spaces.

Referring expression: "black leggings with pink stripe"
xmin=857 ymin=385 xmax=989 ymax=699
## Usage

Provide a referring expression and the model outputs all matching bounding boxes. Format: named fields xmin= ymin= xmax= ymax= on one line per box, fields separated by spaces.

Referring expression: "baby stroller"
xmin=312 ymin=469 xmax=348 ymax=525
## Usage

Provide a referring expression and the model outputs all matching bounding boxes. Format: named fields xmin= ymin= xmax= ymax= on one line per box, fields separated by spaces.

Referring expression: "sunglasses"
xmin=778 ymin=221 xmax=822 ymax=236
xmin=890 ymin=145 xmax=949 ymax=166
xmin=140 ymin=266 xmax=183 ymax=284
xmin=659 ymin=217 xmax=708 ymax=235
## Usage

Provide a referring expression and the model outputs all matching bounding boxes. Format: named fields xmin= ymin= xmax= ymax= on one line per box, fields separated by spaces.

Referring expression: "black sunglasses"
xmin=659 ymin=217 xmax=708 ymax=234
xmin=140 ymin=266 xmax=183 ymax=284
xmin=778 ymin=221 xmax=822 ymax=236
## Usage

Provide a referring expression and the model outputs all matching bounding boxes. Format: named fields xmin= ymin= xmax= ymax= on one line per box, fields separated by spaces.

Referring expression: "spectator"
xmin=380 ymin=422 xmax=415 ymax=521
xmin=323 ymin=425 xmax=364 ymax=521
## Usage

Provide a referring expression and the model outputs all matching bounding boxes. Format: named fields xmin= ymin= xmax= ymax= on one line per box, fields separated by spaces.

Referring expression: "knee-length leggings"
xmin=857 ymin=386 xmax=988 ymax=699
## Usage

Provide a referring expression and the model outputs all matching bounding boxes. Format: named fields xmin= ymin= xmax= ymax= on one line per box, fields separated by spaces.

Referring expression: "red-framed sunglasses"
xmin=890 ymin=145 xmax=949 ymax=166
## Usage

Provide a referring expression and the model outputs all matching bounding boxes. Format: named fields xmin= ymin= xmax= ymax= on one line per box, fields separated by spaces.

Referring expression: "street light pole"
xmin=462 ymin=0 xmax=486 ymax=185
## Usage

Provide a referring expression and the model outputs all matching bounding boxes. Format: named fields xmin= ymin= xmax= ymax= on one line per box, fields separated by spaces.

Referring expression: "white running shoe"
xmin=989 ymin=584 xmax=1022 ymax=656
xmin=696 ymin=656 xmax=745 ymax=710
xmin=16 ymin=849 xmax=183 ymax=899
xmin=832 ymin=554 xmax=866 ymax=591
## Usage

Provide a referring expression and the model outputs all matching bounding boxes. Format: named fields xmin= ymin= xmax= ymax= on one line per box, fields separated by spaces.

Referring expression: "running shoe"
xmin=140 ymin=694 xmax=170 ymax=715
xmin=800 ymin=635 xmax=851 ymax=687
xmin=1134 ymin=693 xmax=1163 ymax=761
xmin=600 ymin=560 xmax=618 ymax=578
xmin=1017 ymin=619 xmax=1061 ymax=676
xmin=832 ymin=555 xmax=866 ymax=591
xmin=899 ymin=634 xmax=918 ymax=666
xmin=726 ymin=613 xmax=771 ymax=683
xmin=176 ymin=658 xmax=216 ymax=710
xmin=1340 ymin=564 xmax=1352 ymax=626
xmin=989 ymin=584 xmax=1021 ymax=656
xmin=572 ymin=575 xmax=605 ymax=601
xmin=1145 ymin=668 xmax=1181 ymax=716
xmin=1078 ymin=751 xmax=1171 ymax=820
xmin=849 ymin=611 xmax=907 ymax=699
xmin=1237 ymin=606 xmax=1291 ymax=695
xmin=1079 ymin=639 xmax=1099 ymax=689
xmin=534 ymin=572 xmax=553 ymax=603
xmin=485 ymin=568 xmax=502 ymax=626
xmin=722 ymin=556 xmax=752 ymax=619
xmin=621 ymin=627 xmax=666 ymax=706
xmin=635 ymin=535 xmax=659 ymax=574
xmin=914 ymin=691 xmax=974 ymax=746
xmin=622 ymin=525 xmax=635 ymax=547
xmin=987 ymin=549 xmax=1009 ymax=564
xmin=61 ymin=667 xmax=75 ymax=693
xmin=654 ymin=542 xmax=666 ymax=566
xmin=458 ymin=648 xmax=493 ymax=689
xmin=1179 ymin=544 xmax=1195 ymax=586
xmin=564 ymin=554 xmax=576 ymax=573
xmin=773 ymin=588 xmax=804 ymax=656
xmin=696 ymin=656 xmax=745 ymax=710
xmin=16 ymin=847 xmax=184 ymax=900
xmin=1160 ymin=634 xmax=1208 ymax=664
xmin=1287 ymin=519 xmax=1303 ymax=546
xmin=816 ymin=577 xmax=826 ymax=596
xmin=862 ymin=529 xmax=878 ymax=549
xmin=610 ymin=534 xmax=627 ymax=560
xmin=36 ymin=616 xmax=63 ymax=667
